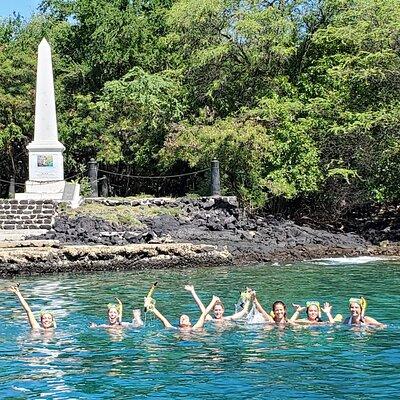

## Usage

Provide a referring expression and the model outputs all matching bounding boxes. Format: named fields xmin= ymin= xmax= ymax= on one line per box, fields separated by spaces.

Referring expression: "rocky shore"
xmin=1 ymin=196 xmax=397 ymax=277
xmin=0 ymin=241 xmax=231 ymax=277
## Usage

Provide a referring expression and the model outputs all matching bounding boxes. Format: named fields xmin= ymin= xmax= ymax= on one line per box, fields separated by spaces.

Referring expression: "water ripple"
xmin=0 ymin=261 xmax=399 ymax=398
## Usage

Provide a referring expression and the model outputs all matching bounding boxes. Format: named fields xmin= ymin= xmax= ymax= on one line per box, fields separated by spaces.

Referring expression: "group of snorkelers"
xmin=7 ymin=282 xmax=385 ymax=332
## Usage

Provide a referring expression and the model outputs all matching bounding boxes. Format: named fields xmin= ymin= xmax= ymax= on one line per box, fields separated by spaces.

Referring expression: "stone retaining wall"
xmin=0 ymin=199 xmax=55 ymax=230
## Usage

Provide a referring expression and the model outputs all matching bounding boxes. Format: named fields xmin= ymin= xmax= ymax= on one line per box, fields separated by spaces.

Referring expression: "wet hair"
xmin=213 ymin=300 xmax=225 ymax=310
xmin=272 ymin=300 xmax=287 ymax=321
xmin=348 ymin=302 xmax=365 ymax=323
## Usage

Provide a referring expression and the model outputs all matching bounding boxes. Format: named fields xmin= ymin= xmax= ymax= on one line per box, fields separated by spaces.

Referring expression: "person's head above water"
xmin=179 ymin=314 xmax=192 ymax=328
xmin=272 ymin=301 xmax=287 ymax=322
xmin=40 ymin=311 xmax=56 ymax=329
xmin=107 ymin=298 xmax=123 ymax=325
xmin=108 ymin=306 xmax=119 ymax=324
xmin=213 ymin=301 xmax=225 ymax=319
xmin=306 ymin=301 xmax=321 ymax=321
xmin=348 ymin=297 xmax=367 ymax=318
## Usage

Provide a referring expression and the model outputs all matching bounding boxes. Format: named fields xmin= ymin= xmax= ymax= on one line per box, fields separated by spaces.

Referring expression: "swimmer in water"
xmin=252 ymin=295 xmax=289 ymax=325
xmin=344 ymin=297 xmax=385 ymax=327
xmin=184 ymin=285 xmax=253 ymax=322
xmin=8 ymin=284 xmax=55 ymax=330
xmin=90 ymin=298 xmax=143 ymax=328
xmin=146 ymin=294 xmax=220 ymax=330
xmin=290 ymin=301 xmax=339 ymax=324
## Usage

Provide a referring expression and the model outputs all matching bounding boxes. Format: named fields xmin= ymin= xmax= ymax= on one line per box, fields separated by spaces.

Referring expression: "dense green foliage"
xmin=0 ymin=0 xmax=399 ymax=213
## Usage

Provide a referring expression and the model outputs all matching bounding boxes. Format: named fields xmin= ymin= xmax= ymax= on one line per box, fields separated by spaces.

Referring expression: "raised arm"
xmin=185 ymin=284 xmax=213 ymax=322
xmin=226 ymin=290 xmax=255 ymax=320
xmin=192 ymin=296 xmax=220 ymax=330
xmin=8 ymin=285 xmax=40 ymax=330
xmin=152 ymin=307 xmax=174 ymax=328
xmin=225 ymin=300 xmax=251 ymax=320
xmin=253 ymin=296 xmax=274 ymax=323
xmin=289 ymin=304 xmax=306 ymax=322
xmin=145 ymin=296 xmax=173 ymax=329
xmin=322 ymin=302 xmax=335 ymax=323
xmin=184 ymin=285 xmax=206 ymax=312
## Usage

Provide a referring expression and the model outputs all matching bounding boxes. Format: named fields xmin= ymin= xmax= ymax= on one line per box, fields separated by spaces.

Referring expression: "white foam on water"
xmin=310 ymin=256 xmax=393 ymax=265
xmin=246 ymin=305 xmax=267 ymax=324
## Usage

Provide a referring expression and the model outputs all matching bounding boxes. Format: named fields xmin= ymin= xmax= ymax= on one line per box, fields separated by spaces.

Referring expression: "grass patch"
xmin=66 ymin=204 xmax=143 ymax=226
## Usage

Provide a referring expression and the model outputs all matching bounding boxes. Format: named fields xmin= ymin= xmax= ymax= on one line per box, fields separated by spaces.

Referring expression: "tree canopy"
xmin=0 ymin=0 xmax=399 ymax=214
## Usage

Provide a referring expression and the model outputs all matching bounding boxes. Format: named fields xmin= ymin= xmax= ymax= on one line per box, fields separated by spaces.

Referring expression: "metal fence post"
xmin=88 ymin=158 xmax=98 ymax=197
xmin=211 ymin=159 xmax=221 ymax=196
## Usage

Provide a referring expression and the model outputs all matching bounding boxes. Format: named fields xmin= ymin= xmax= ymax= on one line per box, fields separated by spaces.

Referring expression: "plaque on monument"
xmin=28 ymin=151 xmax=64 ymax=181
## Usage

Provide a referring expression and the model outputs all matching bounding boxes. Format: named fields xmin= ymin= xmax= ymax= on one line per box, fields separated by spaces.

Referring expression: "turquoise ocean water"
xmin=0 ymin=257 xmax=399 ymax=399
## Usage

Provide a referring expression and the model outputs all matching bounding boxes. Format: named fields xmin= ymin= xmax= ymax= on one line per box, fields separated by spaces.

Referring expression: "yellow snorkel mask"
xmin=107 ymin=297 xmax=123 ymax=323
xmin=240 ymin=289 xmax=252 ymax=302
xmin=236 ymin=288 xmax=254 ymax=312
xmin=349 ymin=297 xmax=367 ymax=316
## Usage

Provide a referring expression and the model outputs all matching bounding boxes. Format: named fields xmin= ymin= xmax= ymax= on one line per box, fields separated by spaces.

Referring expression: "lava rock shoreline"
xmin=1 ymin=196 xmax=396 ymax=277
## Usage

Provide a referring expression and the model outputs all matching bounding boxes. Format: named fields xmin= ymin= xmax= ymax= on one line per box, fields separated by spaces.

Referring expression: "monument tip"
xmin=39 ymin=37 xmax=50 ymax=48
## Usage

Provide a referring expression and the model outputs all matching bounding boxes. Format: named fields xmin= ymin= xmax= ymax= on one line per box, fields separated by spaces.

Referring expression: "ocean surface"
xmin=0 ymin=257 xmax=399 ymax=399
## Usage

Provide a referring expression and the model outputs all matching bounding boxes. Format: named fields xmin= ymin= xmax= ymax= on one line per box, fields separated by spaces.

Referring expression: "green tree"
xmin=161 ymin=94 xmax=321 ymax=206
xmin=166 ymin=0 xmax=297 ymax=117
xmin=0 ymin=17 xmax=36 ymax=186
xmin=300 ymin=0 xmax=400 ymax=206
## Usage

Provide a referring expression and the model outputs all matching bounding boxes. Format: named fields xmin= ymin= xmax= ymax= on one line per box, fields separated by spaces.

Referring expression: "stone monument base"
xmin=15 ymin=180 xmax=81 ymax=208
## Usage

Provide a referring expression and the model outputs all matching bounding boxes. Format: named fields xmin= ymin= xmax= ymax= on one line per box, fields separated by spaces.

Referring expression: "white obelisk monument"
xmin=17 ymin=38 xmax=80 ymax=205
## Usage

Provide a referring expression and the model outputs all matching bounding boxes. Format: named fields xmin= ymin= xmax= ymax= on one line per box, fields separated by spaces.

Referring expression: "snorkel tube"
xmin=116 ymin=297 xmax=123 ymax=323
xmin=144 ymin=282 xmax=158 ymax=312
xmin=5 ymin=282 xmax=20 ymax=291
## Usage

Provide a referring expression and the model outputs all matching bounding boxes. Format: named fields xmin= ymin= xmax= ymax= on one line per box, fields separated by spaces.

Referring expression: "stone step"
xmin=0 ymin=224 xmax=52 ymax=230
xmin=0 ymin=217 xmax=53 ymax=224
xmin=0 ymin=199 xmax=55 ymax=204
xmin=0 ymin=229 xmax=49 ymax=241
